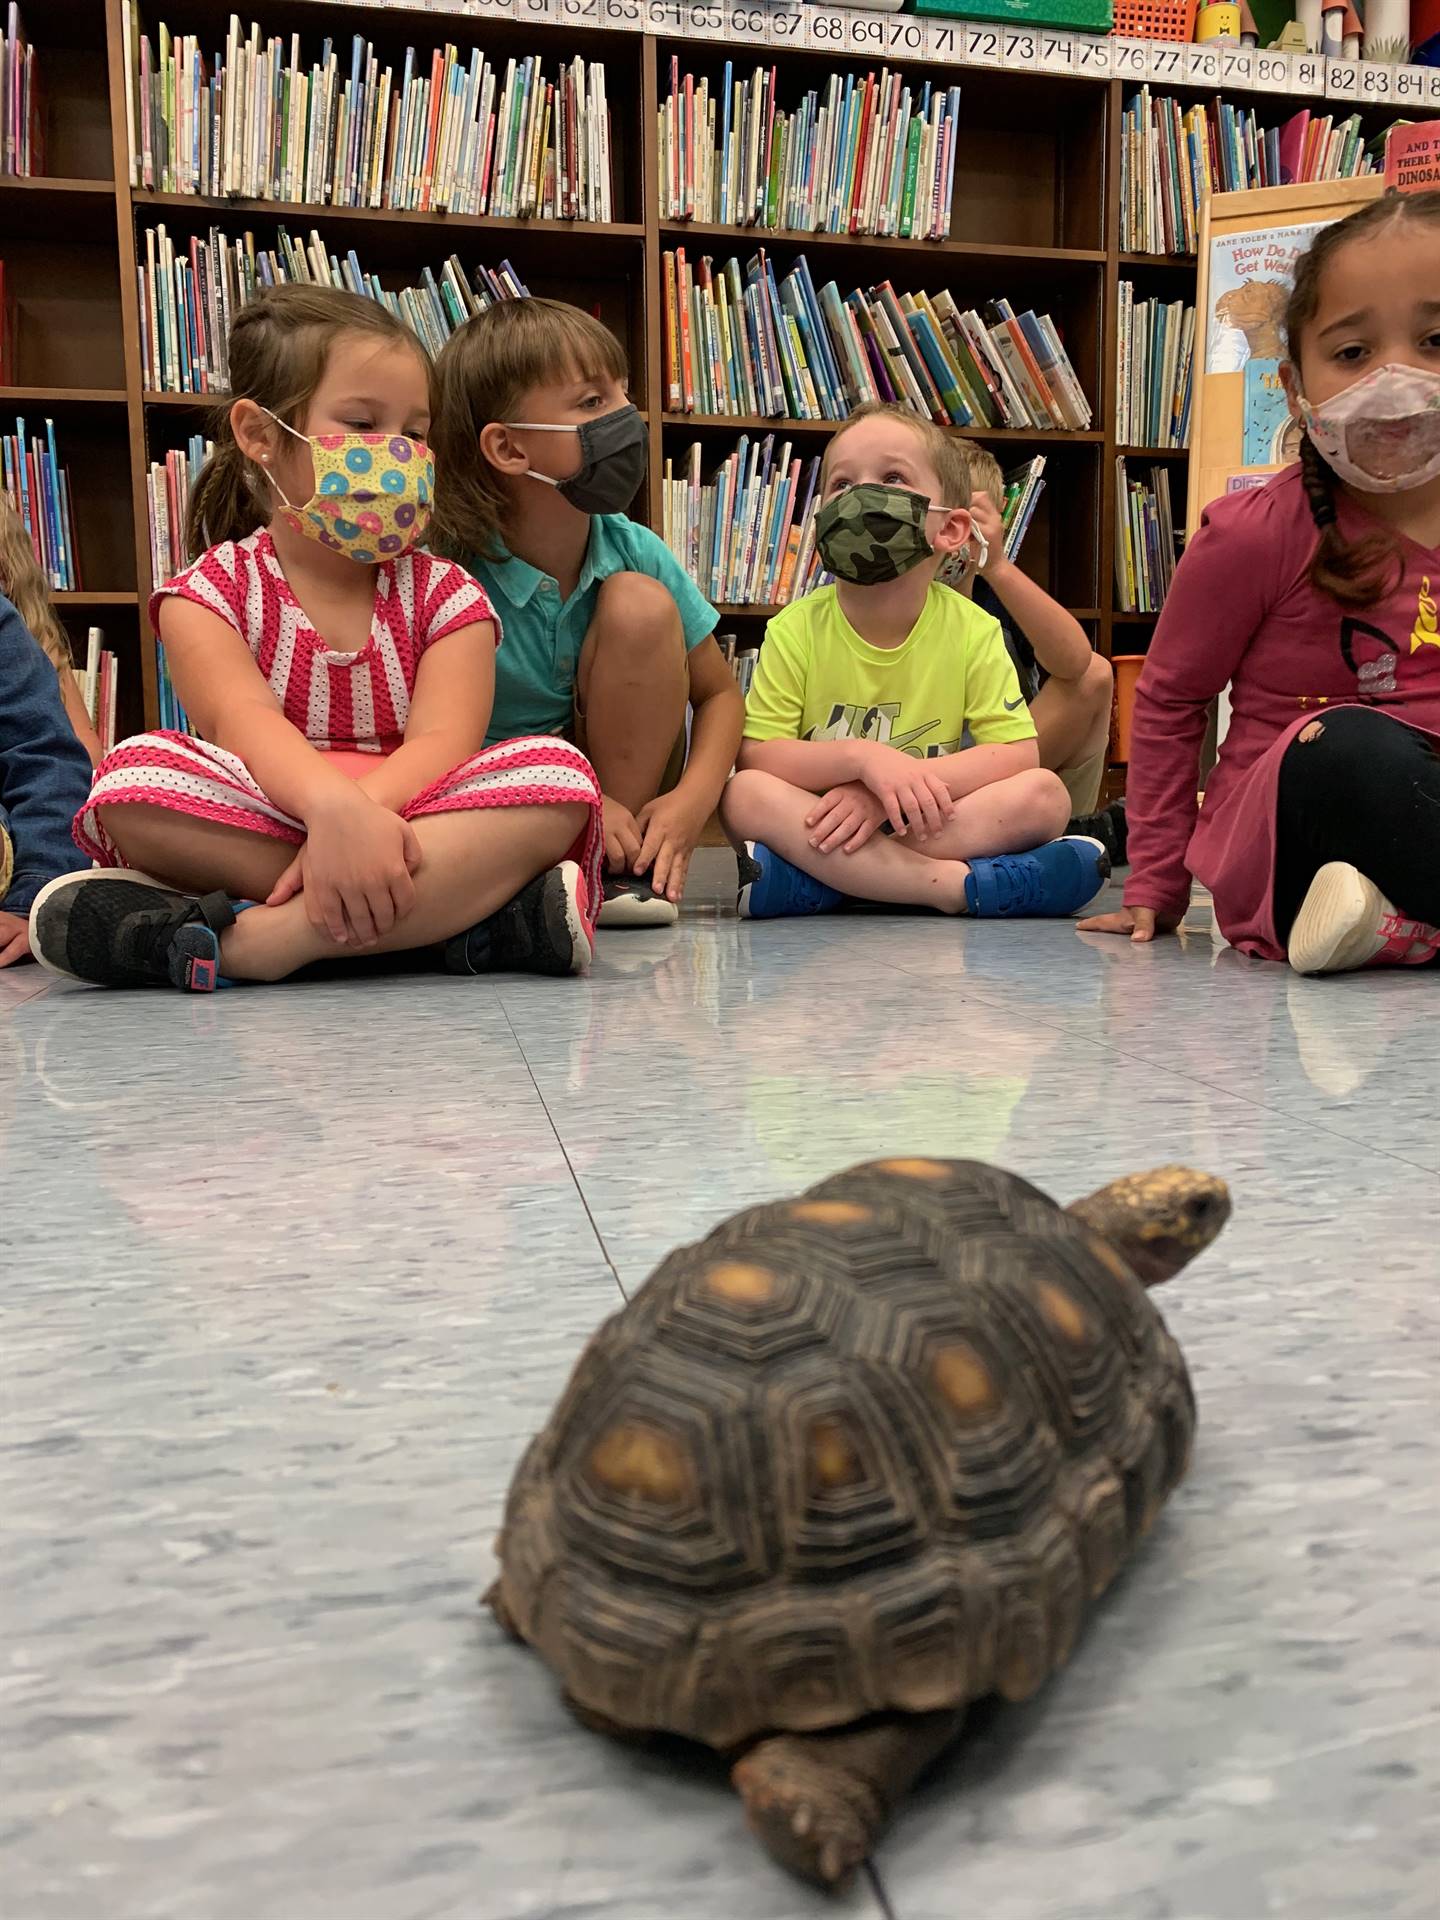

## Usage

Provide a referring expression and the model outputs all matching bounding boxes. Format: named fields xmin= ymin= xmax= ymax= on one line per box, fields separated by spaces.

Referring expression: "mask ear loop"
xmin=256 ymin=405 xmax=310 ymax=512
xmin=501 ymin=422 xmax=574 ymax=490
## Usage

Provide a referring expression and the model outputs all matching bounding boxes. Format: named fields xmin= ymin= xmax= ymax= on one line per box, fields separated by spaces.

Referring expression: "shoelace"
xmin=977 ymin=855 xmax=1046 ymax=915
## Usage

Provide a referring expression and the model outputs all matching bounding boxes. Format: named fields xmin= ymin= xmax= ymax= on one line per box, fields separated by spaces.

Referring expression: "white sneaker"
xmin=597 ymin=873 xmax=679 ymax=929
xmin=1287 ymin=862 xmax=1440 ymax=976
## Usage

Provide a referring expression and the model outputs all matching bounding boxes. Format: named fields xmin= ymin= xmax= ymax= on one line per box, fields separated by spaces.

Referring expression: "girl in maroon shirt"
xmin=1084 ymin=190 xmax=1440 ymax=974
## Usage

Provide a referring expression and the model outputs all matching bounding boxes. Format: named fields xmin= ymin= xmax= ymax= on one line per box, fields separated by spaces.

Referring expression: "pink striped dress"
xmin=75 ymin=529 xmax=602 ymax=910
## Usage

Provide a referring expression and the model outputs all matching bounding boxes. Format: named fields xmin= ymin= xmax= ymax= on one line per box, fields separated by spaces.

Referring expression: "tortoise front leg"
xmin=731 ymin=1707 xmax=966 ymax=1890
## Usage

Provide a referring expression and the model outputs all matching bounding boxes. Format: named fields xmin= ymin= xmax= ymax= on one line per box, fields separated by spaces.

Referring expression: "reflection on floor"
xmin=4 ymin=855 xmax=1436 ymax=1920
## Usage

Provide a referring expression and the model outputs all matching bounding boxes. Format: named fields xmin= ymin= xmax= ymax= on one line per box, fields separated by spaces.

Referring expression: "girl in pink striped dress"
xmin=29 ymin=285 xmax=603 ymax=992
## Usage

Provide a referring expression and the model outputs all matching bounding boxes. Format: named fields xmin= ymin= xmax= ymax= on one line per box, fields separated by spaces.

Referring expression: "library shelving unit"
xmin=5 ymin=0 xmax=1437 ymax=764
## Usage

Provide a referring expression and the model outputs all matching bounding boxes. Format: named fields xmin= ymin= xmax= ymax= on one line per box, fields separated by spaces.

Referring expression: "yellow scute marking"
xmin=588 ymin=1423 xmax=693 ymax=1504
xmin=932 ymin=1343 xmax=1000 ymax=1417
xmin=790 ymin=1200 xmax=872 ymax=1225
xmin=877 ymin=1158 xmax=950 ymax=1179
xmin=808 ymin=1416 xmax=863 ymax=1490
xmin=1036 ymin=1281 xmax=1092 ymax=1345
xmin=706 ymin=1261 xmax=777 ymax=1304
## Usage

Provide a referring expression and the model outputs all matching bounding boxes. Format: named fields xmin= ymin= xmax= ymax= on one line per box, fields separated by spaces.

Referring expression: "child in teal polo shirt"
xmin=432 ymin=299 xmax=744 ymax=927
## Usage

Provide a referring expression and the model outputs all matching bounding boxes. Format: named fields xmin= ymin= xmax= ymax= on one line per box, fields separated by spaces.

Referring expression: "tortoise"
xmin=487 ymin=1156 xmax=1230 ymax=1888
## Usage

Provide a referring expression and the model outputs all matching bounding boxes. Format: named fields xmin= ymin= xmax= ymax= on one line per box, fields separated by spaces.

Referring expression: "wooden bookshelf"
xmin=3 ymin=0 xmax=1433 ymax=760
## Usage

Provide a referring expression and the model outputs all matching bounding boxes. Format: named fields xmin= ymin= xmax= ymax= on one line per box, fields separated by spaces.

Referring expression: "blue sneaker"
xmin=964 ymin=836 xmax=1110 ymax=918
xmin=737 ymin=841 xmax=845 ymax=919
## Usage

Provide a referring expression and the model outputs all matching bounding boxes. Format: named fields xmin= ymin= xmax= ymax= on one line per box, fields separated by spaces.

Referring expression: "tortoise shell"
xmin=493 ymin=1157 xmax=1195 ymax=1751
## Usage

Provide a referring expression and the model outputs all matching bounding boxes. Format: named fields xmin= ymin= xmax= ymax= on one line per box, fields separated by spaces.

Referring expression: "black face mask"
xmin=506 ymin=404 xmax=648 ymax=516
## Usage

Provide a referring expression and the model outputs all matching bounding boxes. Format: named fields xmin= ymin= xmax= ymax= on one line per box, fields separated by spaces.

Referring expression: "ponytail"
xmin=1298 ymin=432 xmax=1403 ymax=610
xmin=185 ymin=420 xmax=267 ymax=559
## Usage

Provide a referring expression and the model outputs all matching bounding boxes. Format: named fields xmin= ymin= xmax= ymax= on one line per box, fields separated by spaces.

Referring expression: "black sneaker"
xmin=29 ymin=871 xmax=235 ymax=991
xmin=597 ymin=870 xmax=679 ymax=929
xmin=1067 ymin=798 xmax=1127 ymax=868
xmin=442 ymin=861 xmax=593 ymax=978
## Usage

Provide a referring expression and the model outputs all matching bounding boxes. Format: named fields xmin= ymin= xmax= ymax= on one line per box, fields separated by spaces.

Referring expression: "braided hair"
xmin=1283 ymin=189 xmax=1440 ymax=609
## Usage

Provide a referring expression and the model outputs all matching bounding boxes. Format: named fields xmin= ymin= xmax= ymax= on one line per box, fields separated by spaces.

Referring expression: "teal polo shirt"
xmin=466 ymin=515 xmax=719 ymax=747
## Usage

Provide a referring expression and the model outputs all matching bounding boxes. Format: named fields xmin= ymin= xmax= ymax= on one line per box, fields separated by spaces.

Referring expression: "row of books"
xmin=139 ymin=223 xmax=529 ymax=392
xmin=662 ymin=436 xmax=825 ymax=611
xmin=1115 ymin=285 xmax=1195 ymax=452
xmin=155 ymin=643 xmax=192 ymax=734
xmin=663 ymin=248 xmax=1091 ymax=433
xmin=1120 ymin=89 xmax=1373 ymax=256
xmin=2 ymin=4 xmax=38 ymax=177
xmin=146 ymin=433 xmax=210 ymax=586
xmin=1114 ymin=458 xmax=1178 ymax=615
xmin=660 ymin=59 xmax=961 ymax=242
xmin=936 ymin=455 xmax=1046 ymax=586
xmin=78 ymin=628 xmax=121 ymax=758
xmin=3 ymin=418 xmax=79 ymax=591
xmin=124 ymin=13 xmax=614 ymax=220
xmin=716 ymin=634 xmax=761 ymax=698
xmin=147 ymin=438 xmax=201 ymax=730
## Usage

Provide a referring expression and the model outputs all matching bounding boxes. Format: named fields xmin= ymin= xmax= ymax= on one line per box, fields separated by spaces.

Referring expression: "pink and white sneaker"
xmin=1287 ymin=862 xmax=1440 ymax=976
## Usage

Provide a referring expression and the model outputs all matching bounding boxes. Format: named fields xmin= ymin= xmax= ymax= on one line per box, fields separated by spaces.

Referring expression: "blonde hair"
xmin=0 ymin=495 xmax=72 ymax=668
xmin=187 ymin=284 xmax=431 ymax=559
xmin=957 ymin=441 xmax=1004 ymax=506
xmin=819 ymin=402 xmax=972 ymax=508
xmin=430 ymin=297 xmax=629 ymax=561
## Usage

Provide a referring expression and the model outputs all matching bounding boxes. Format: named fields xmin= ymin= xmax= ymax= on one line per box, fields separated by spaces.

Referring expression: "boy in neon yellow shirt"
xmin=723 ymin=403 xmax=1110 ymax=917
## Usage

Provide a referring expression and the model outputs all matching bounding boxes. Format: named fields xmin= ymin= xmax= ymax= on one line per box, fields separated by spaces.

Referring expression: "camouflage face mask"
xmin=814 ymin=483 xmax=939 ymax=586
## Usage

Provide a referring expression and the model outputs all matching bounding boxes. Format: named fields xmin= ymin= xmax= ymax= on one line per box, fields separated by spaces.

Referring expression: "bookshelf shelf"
xmin=1117 ymin=445 xmax=1189 ymax=460
xmin=663 ymin=414 xmax=1104 ymax=445
xmin=143 ymin=391 xmax=217 ymax=409
xmin=1 ymin=386 xmax=128 ymax=406
xmin=1112 ymin=609 xmax=1162 ymax=623
xmin=658 ymin=222 xmax=1106 ymax=271
xmin=53 ymin=592 xmax=140 ymax=607
xmin=132 ymin=190 xmax=647 ymax=250
xmin=0 ymin=174 xmax=115 ymax=198
xmin=1118 ymin=252 xmax=1198 ymax=269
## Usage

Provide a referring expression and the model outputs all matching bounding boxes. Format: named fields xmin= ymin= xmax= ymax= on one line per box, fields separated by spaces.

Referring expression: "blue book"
xmin=907 ymin=309 xmax=973 ymax=426
xmin=719 ymin=59 xmax=732 ymax=227
xmin=790 ymin=257 xmax=845 ymax=418
xmin=44 ymin=418 xmax=67 ymax=589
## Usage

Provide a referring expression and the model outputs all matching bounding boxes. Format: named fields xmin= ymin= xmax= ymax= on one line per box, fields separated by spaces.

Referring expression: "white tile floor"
xmin=4 ymin=855 xmax=1437 ymax=1919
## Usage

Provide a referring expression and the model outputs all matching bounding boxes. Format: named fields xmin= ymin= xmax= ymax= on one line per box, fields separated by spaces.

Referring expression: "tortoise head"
xmin=1067 ymin=1166 xmax=1231 ymax=1287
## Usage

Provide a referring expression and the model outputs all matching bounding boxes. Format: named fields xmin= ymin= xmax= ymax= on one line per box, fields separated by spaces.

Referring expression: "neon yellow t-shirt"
xmin=743 ymin=582 xmax=1035 ymax=757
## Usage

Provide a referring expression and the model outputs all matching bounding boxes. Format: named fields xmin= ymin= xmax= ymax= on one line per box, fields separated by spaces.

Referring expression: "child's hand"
xmin=0 ymin=910 xmax=32 ymax=967
xmin=634 ymin=789 xmax=710 ymax=903
xmin=806 ymin=782 xmax=887 ymax=854
xmin=270 ymin=791 xmax=421 ymax=947
xmin=852 ymin=745 xmax=954 ymax=841
xmin=1077 ymin=905 xmax=1184 ymax=942
xmin=968 ymin=491 xmax=1005 ymax=574
xmin=601 ymin=795 xmax=643 ymax=874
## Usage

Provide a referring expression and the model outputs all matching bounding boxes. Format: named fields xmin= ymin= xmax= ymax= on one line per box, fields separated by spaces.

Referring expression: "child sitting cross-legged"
xmin=951 ymin=443 xmax=1125 ymax=864
xmin=431 ymin=298 xmax=744 ymax=926
xmin=722 ymin=403 xmax=1111 ymax=919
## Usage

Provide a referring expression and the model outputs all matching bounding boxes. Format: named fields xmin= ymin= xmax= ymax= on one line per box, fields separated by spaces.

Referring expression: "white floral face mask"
xmin=1298 ymin=362 xmax=1440 ymax=495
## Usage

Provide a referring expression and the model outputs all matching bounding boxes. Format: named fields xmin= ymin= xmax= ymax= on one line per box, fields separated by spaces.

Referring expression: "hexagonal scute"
xmin=651 ymin=1241 xmax=854 ymax=1373
xmin=555 ymin=1356 xmax=774 ymax=1595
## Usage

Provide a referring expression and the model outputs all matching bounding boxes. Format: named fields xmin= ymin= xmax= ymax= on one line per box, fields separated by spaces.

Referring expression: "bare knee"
xmin=1011 ymin=767 xmax=1071 ymax=842
xmin=720 ymin=767 xmax=788 ymax=839
xmin=1080 ymin=651 xmax=1114 ymax=715
xmin=589 ymin=573 xmax=685 ymax=662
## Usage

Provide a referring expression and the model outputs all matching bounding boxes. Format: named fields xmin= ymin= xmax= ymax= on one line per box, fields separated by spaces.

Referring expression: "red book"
xmin=850 ymin=76 xmax=874 ymax=235
xmin=1386 ymin=120 xmax=1440 ymax=194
